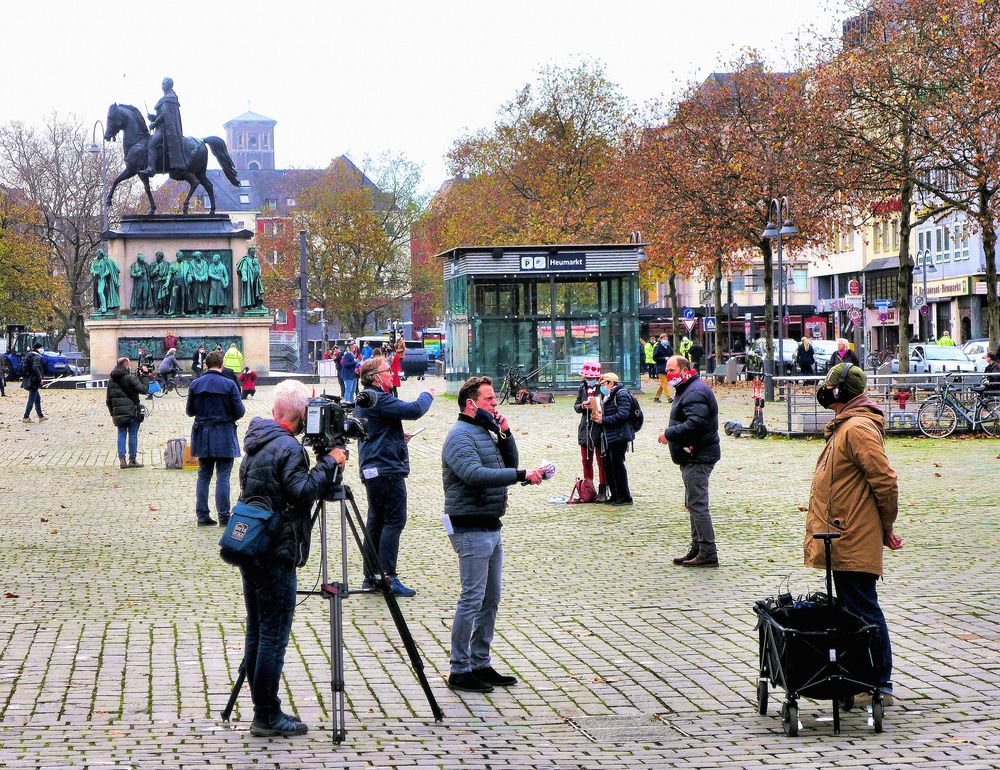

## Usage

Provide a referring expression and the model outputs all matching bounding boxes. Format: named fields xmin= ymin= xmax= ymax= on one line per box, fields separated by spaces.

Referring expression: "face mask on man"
xmin=474 ymin=407 xmax=501 ymax=432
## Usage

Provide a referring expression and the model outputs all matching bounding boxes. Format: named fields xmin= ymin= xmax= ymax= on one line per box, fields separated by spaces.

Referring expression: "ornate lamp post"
xmin=762 ymin=197 xmax=799 ymax=382
xmin=86 ymin=121 xmax=109 ymax=236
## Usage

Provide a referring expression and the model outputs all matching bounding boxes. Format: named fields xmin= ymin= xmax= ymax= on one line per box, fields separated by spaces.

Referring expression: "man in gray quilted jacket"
xmin=442 ymin=376 xmax=547 ymax=693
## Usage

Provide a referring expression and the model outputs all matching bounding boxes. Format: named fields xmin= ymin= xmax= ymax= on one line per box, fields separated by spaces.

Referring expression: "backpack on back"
xmin=616 ymin=390 xmax=644 ymax=432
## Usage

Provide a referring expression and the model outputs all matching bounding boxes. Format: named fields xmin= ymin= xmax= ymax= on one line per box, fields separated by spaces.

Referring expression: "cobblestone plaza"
xmin=0 ymin=377 xmax=997 ymax=769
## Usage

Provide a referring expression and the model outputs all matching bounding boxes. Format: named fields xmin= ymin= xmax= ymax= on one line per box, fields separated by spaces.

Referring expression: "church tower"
xmin=223 ymin=111 xmax=277 ymax=171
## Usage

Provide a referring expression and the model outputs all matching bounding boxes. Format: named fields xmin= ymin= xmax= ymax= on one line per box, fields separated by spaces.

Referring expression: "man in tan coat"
xmin=806 ymin=363 xmax=903 ymax=704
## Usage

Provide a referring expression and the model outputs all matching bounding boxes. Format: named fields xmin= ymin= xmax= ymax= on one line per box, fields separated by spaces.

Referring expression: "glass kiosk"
xmin=439 ymin=244 xmax=643 ymax=392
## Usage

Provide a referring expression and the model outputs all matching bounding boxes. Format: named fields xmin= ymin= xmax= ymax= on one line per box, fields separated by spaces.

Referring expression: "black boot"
xmin=596 ymin=484 xmax=609 ymax=503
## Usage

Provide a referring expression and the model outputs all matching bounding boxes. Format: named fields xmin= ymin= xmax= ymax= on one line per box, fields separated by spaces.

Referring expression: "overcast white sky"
xmin=5 ymin=0 xmax=846 ymax=192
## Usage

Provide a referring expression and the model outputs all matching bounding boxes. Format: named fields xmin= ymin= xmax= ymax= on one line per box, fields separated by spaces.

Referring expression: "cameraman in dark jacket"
xmin=237 ymin=379 xmax=346 ymax=737
xmin=658 ymin=356 xmax=722 ymax=567
xmin=355 ymin=358 xmax=435 ymax=596
xmin=106 ymin=356 xmax=149 ymax=469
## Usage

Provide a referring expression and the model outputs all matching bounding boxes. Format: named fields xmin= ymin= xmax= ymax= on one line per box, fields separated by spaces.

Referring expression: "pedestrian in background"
xmin=238 ymin=367 xmax=257 ymax=399
xmin=829 ymin=338 xmax=860 ymax=369
xmin=106 ymin=356 xmax=149 ymax=469
xmin=652 ymin=334 xmax=674 ymax=403
xmin=594 ymin=372 xmax=635 ymax=506
xmin=21 ymin=342 xmax=46 ymax=424
xmin=658 ymin=355 xmax=721 ymax=567
xmin=807 ymin=362 xmax=901 ymax=705
xmin=341 ymin=346 xmax=359 ymax=402
xmin=643 ymin=338 xmax=655 ymax=379
xmin=186 ymin=351 xmax=245 ymax=527
xmin=796 ymin=338 xmax=815 ymax=376
xmin=223 ymin=342 xmax=244 ymax=375
xmin=163 ymin=330 xmax=178 ymax=355
xmin=688 ymin=339 xmax=704 ymax=372
xmin=192 ymin=344 xmax=208 ymax=378
xmin=333 ymin=345 xmax=345 ymax=397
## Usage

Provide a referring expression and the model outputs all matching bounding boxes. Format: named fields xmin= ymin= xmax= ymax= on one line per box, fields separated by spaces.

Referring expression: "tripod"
xmin=221 ymin=476 xmax=444 ymax=742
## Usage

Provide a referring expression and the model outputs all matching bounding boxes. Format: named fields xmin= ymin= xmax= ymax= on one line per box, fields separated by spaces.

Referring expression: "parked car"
xmin=807 ymin=340 xmax=841 ymax=375
xmin=962 ymin=338 xmax=991 ymax=368
xmin=891 ymin=344 xmax=985 ymax=373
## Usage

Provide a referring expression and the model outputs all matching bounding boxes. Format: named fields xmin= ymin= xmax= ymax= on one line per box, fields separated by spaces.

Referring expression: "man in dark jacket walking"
xmin=442 ymin=376 xmax=547 ymax=693
xmin=355 ymin=358 xmax=436 ymax=596
xmin=21 ymin=343 xmax=46 ymax=423
xmin=652 ymin=334 xmax=674 ymax=403
xmin=238 ymin=379 xmax=346 ymax=737
xmin=106 ymin=357 xmax=150 ymax=469
xmin=658 ymin=356 xmax=722 ymax=567
xmin=186 ymin=351 xmax=245 ymax=526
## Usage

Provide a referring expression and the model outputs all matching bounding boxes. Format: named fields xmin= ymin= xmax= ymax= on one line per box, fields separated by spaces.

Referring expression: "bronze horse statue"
xmin=104 ymin=103 xmax=240 ymax=215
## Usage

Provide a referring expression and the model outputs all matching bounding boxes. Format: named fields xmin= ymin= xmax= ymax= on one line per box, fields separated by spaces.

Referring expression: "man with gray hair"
xmin=236 ymin=379 xmax=346 ymax=737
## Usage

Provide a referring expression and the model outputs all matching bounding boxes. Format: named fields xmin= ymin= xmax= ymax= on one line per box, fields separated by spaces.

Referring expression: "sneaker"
xmin=120 ymin=457 xmax=128 ymax=469
xmin=653 ymin=398 xmax=661 ymax=403
xmin=471 ymin=666 xmax=517 ymax=687
xmin=359 ymin=577 xmax=381 ymax=592
xmin=854 ymin=690 xmax=895 ymax=708
xmin=217 ymin=516 xmax=230 ymax=527
xmin=128 ymin=459 xmax=143 ymax=468
xmin=22 ymin=417 xmax=32 ymax=424
xmin=197 ymin=517 xmax=217 ymax=526
xmin=682 ymin=555 xmax=719 ymax=567
xmin=673 ymin=549 xmax=698 ymax=566
xmin=249 ymin=713 xmax=308 ymax=737
xmin=447 ymin=671 xmax=493 ymax=693
xmin=37 ymin=416 xmax=48 ymax=423
xmin=388 ymin=576 xmax=416 ymax=597
xmin=610 ymin=498 xmax=634 ymax=507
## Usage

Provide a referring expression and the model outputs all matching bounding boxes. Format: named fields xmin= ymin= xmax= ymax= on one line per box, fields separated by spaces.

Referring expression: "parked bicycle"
xmin=865 ymin=348 xmax=895 ymax=370
xmin=917 ymin=374 xmax=1000 ymax=438
xmin=496 ymin=363 xmax=540 ymax=405
xmin=152 ymin=372 xmax=191 ymax=399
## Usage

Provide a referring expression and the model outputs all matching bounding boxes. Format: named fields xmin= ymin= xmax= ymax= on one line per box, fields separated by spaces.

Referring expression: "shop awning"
xmin=864 ymin=256 xmax=900 ymax=273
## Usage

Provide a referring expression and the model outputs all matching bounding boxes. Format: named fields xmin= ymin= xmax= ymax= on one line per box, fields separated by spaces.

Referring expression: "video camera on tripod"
xmin=302 ymin=392 xmax=373 ymax=456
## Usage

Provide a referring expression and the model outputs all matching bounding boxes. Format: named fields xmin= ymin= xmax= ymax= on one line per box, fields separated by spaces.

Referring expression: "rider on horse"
xmin=143 ymin=77 xmax=185 ymax=177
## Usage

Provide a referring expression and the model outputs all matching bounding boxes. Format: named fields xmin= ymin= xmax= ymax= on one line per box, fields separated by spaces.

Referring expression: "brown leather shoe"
xmin=128 ymin=459 xmax=143 ymax=468
xmin=119 ymin=457 xmax=128 ymax=469
xmin=673 ymin=549 xmax=698 ymax=565
xmin=682 ymin=555 xmax=719 ymax=567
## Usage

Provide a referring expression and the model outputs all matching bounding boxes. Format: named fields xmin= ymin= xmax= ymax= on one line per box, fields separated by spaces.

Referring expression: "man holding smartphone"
xmin=355 ymin=358 xmax=436 ymax=596
xmin=442 ymin=376 xmax=550 ymax=693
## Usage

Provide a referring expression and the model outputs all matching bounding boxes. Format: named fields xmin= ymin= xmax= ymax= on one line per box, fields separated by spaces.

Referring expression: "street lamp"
xmin=762 ymin=197 xmax=798 ymax=380
xmin=86 ymin=120 xmax=109 ymax=237
xmin=917 ymin=248 xmax=936 ymax=342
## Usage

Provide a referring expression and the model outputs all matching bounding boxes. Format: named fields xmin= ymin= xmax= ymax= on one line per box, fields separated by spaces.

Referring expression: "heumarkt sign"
xmin=912 ymin=277 xmax=970 ymax=299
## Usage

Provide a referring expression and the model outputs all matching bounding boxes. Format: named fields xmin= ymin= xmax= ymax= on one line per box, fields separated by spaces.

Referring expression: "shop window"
xmin=873 ymin=223 xmax=882 ymax=253
xmin=892 ymin=220 xmax=899 ymax=251
xmin=792 ymin=269 xmax=809 ymax=292
xmin=730 ymin=274 xmax=745 ymax=292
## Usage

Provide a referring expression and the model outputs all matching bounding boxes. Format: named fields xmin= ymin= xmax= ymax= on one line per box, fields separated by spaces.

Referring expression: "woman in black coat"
xmin=829 ymin=338 xmax=860 ymax=369
xmin=795 ymin=338 xmax=816 ymax=375
xmin=572 ymin=363 xmax=607 ymax=501
xmin=106 ymin=356 xmax=149 ymax=469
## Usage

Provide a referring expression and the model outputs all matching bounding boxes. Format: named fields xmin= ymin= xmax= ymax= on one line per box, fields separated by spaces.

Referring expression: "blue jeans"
xmin=834 ymin=571 xmax=893 ymax=691
xmin=343 ymin=378 xmax=357 ymax=402
xmin=116 ymin=419 xmax=140 ymax=460
xmin=23 ymin=388 xmax=42 ymax=418
xmin=449 ymin=529 xmax=503 ymax=674
xmin=239 ymin=562 xmax=297 ymax=720
xmin=196 ymin=457 xmax=233 ymax=523
xmin=363 ymin=475 xmax=407 ymax=578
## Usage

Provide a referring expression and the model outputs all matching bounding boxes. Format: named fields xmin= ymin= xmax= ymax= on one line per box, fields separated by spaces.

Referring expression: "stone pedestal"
xmin=85 ymin=214 xmax=272 ymax=375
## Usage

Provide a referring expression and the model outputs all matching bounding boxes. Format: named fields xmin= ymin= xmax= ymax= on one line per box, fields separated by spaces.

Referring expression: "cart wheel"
xmin=756 ymin=679 xmax=768 ymax=715
xmin=781 ymin=701 xmax=798 ymax=737
xmin=724 ymin=422 xmax=734 ymax=436
xmin=872 ymin=699 xmax=884 ymax=733
xmin=733 ymin=429 xmax=742 ymax=438
xmin=754 ymin=423 xmax=768 ymax=439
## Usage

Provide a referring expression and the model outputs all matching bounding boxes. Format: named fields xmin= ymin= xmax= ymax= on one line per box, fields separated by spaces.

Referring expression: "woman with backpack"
xmin=594 ymin=372 xmax=636 ymax=506
xmin=572 ymin=362 xmax=608 ymax=503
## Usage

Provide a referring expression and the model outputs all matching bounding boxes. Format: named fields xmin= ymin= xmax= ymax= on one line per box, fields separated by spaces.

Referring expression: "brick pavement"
xmin=0 ymin=376 xmax=997 ymax=769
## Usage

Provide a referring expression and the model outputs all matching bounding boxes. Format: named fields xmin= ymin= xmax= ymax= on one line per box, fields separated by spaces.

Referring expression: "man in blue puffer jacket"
xmin=442 ymin=376 xmax=547 ymax=694
xmin=657 ymin=355 xmax=722 ymax=567
xmin=355 ymin=357 xmax=436 ymax=597
xmin=237 ymin=379 xmax=346 ymax=737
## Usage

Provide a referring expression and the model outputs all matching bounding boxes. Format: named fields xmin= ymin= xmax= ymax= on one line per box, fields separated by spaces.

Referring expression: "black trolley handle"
xmin=812 ymin=532 xmax=842 ymax=603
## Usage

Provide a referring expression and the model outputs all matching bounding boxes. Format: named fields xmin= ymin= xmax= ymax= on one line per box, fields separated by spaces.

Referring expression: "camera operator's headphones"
xmin=832 ymin=362 xmax=853 ymax=399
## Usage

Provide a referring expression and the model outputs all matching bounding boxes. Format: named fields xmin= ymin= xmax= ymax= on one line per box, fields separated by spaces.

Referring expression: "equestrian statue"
xmin=103 ymin=77 xmax=239 ymax=215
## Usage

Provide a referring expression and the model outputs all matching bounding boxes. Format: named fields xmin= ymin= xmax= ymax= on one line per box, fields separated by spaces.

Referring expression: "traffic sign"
xmin=874 ymin=298 xmax=892 ymax=310
xmin=682 ymin=317 xmax=698 ymax=331
xmin=700 ymin=289 xmax=713 ymax=303
xmin=683 ymin=308 xmax=695 ymax=320
xmin=919 ymin=304 xmax=930 ymax=316
xmin=879 ymin=312 xmax=889 ymax=322
xmin=704 ymin=317 xmax=717 ymax=332
xmin=782 ymin=315 xmax=791 ymax=326
xmin=848 ymin=279 xmax=861 ymax=296
xmin=848 ymin=308 xmax=862 ymax=322
xmin=913 ymin=294 xmax=926 ymax=307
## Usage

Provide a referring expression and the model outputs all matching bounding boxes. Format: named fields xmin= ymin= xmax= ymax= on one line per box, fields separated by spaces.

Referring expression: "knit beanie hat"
xmin=825 ymin=363 xmax=866 ymax=401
